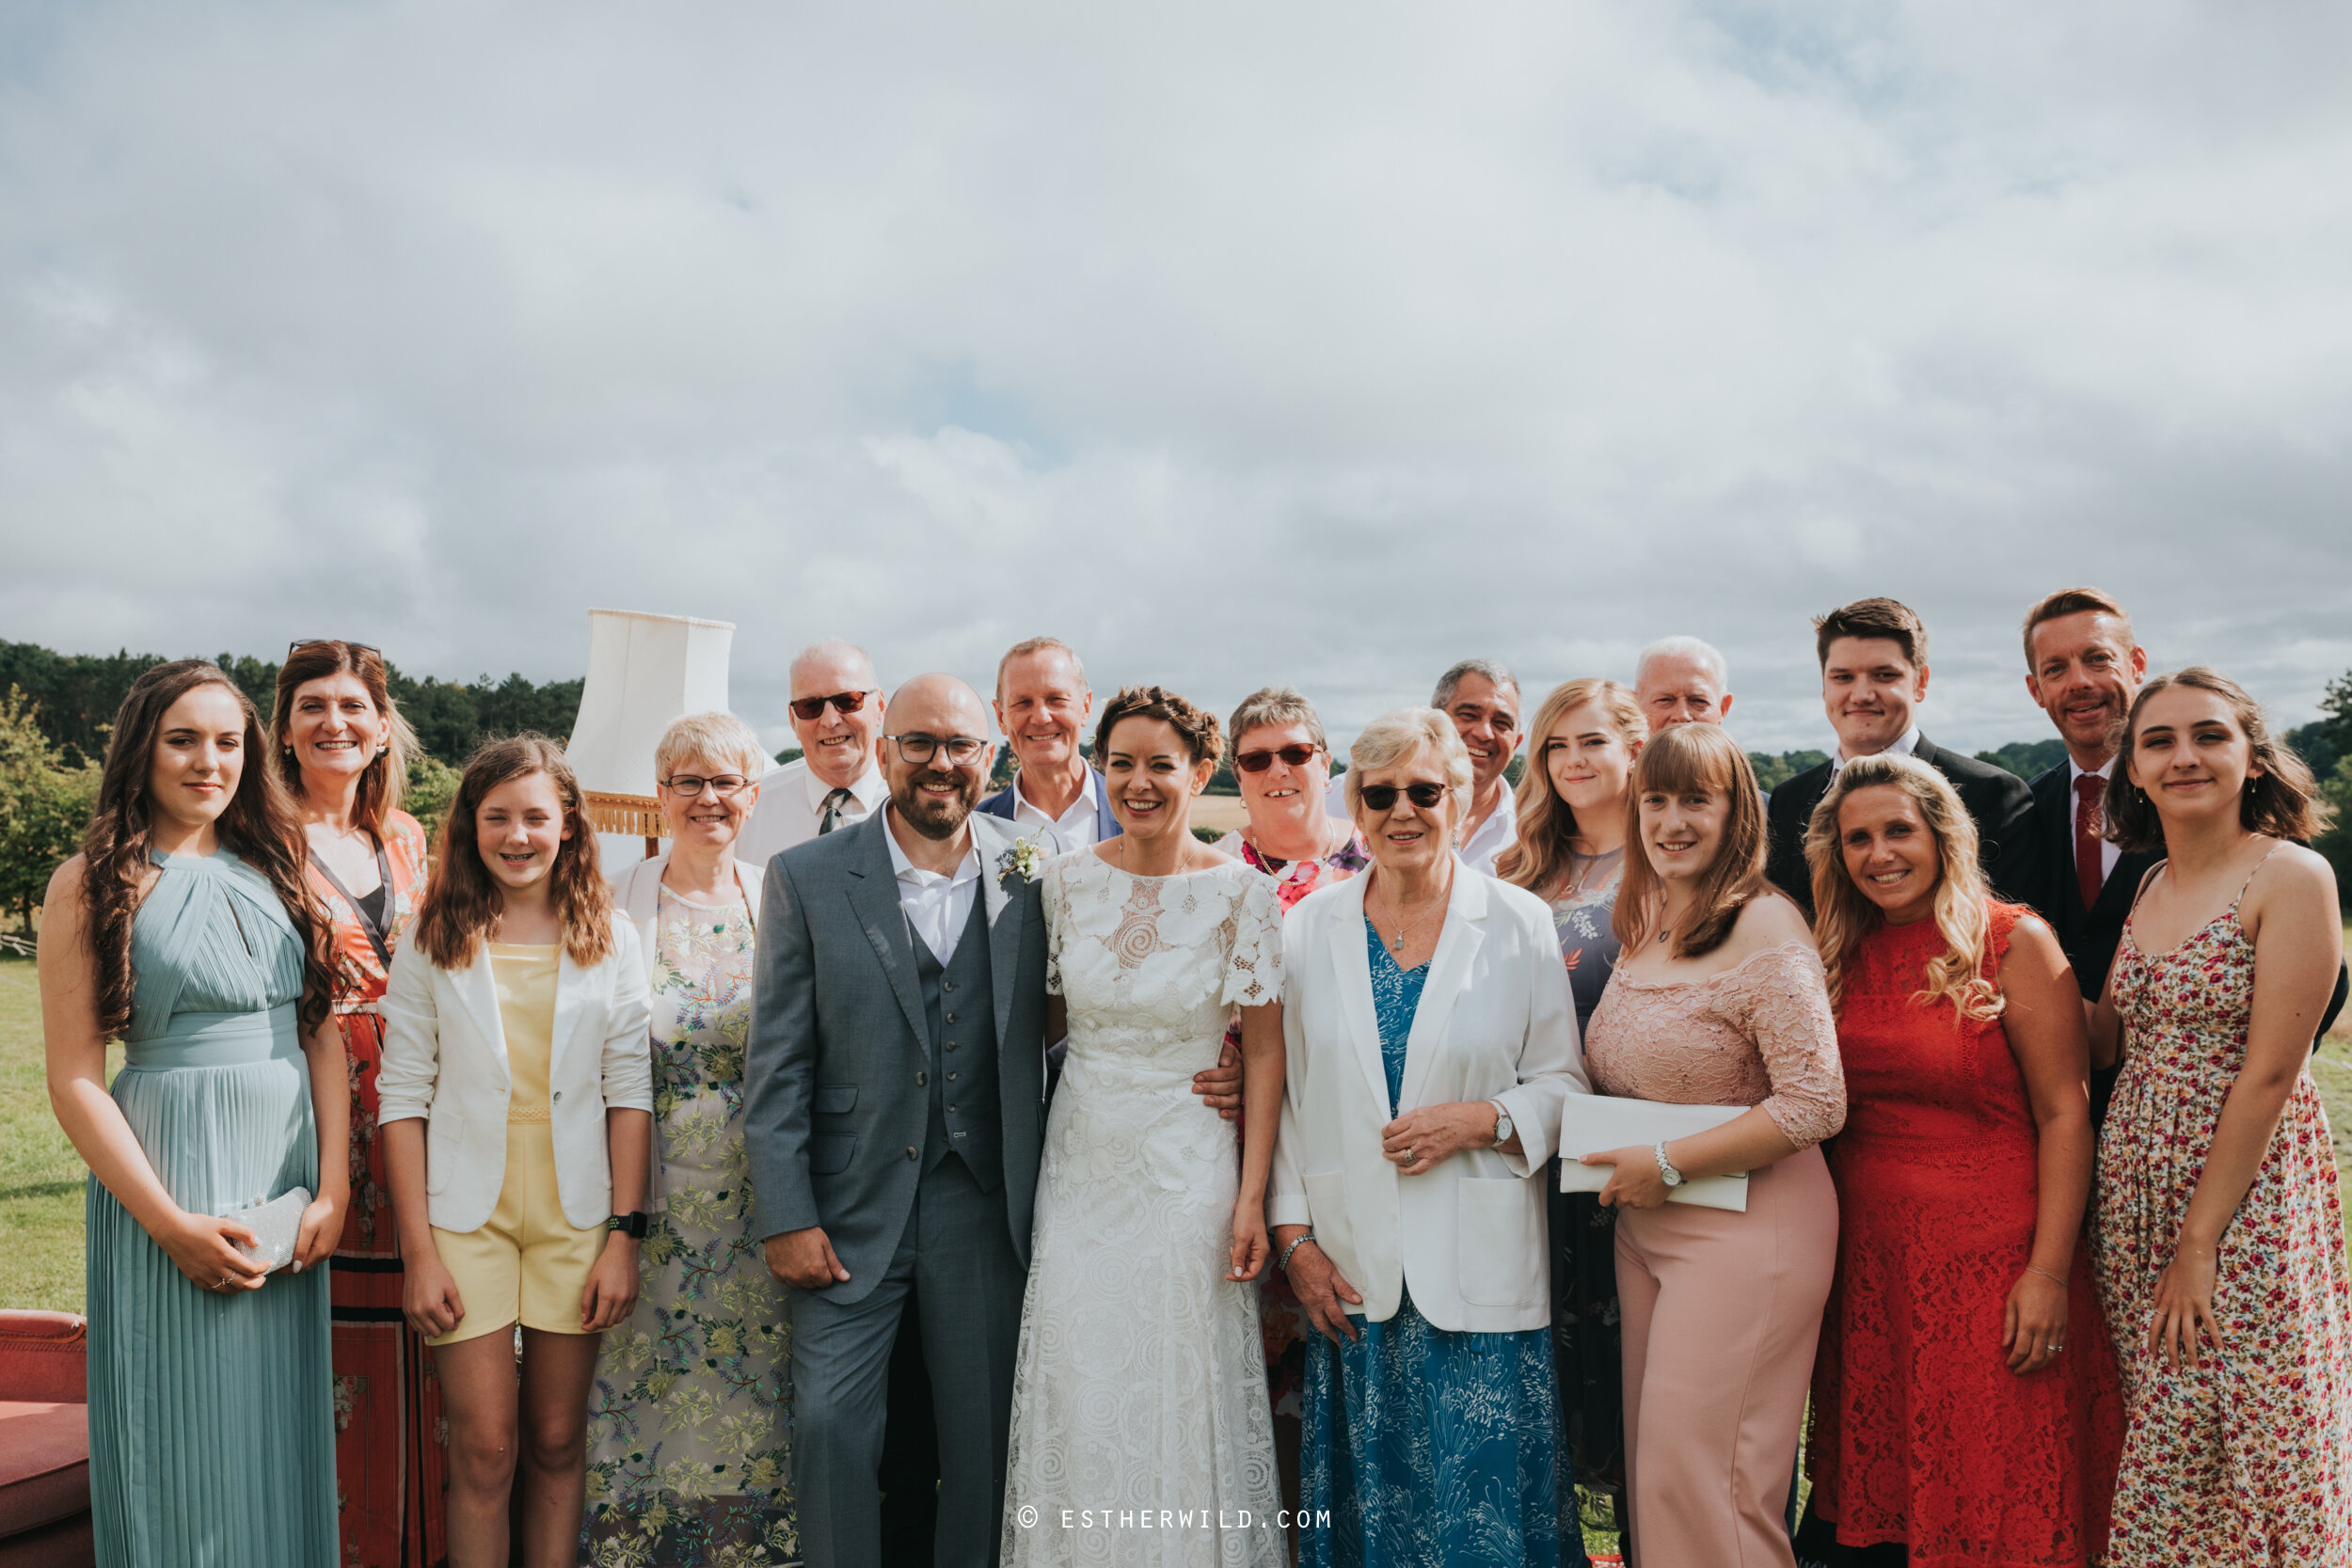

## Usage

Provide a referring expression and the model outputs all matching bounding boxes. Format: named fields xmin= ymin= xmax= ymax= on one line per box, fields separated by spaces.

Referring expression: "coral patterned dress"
xmin=1806 ymin=904 xmax=2121 ymax=1566
xmin=2093 ymin=849 xmax=2352 ymax=1562
xmin=310 ymin=811 xmax=450 ymax=1568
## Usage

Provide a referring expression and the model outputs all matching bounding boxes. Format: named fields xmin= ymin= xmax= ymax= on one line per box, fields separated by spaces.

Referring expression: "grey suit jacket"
xmin=744 ymin=808 xmax=1051 ymax=1305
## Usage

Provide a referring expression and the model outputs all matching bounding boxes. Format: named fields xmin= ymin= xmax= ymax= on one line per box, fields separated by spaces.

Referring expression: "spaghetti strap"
xmin=2233 ymin=841 xmax=2285 ymax=911
xmin=2125 ymin=861 xmax=2166 ymax=915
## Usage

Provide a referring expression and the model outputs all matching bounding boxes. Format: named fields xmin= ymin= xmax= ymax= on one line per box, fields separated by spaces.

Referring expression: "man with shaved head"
xmin=744 ymin=673 xmax=1049 ymax=1568
xmin=736 ymin=638 xmax=891 ymax=867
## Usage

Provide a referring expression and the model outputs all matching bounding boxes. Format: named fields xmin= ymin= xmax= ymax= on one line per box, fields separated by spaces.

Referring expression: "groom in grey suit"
xmin=747 ymin=673 xmax=1050 ymax=1568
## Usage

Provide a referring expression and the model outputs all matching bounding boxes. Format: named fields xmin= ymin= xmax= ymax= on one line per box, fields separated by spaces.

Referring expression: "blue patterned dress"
xmin=1300 ymin=920 xmax=1577 ymax=1568
xmin=86 ymin=848 xmax=338 ymax=1565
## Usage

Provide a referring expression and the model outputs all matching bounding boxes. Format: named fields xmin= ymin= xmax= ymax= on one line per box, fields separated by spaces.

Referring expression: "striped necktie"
xmin=818 ymin=787 xmax=855 ymax=835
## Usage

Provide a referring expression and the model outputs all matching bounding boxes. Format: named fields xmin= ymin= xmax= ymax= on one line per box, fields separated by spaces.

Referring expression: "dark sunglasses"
xmin=789 ymin=689 xmax=871 ymax=721
xmin=1359 ymin=782 xmax=1449 ymax=811
xmin=288 ymin=639 xmax=380 ymax=658
xmin=1235 ymin=743 xmax=1321 ymax=773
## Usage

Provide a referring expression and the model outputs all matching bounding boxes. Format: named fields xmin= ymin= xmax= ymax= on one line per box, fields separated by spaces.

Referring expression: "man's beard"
xmin=895 ymin=768 xmax=979 ymax=838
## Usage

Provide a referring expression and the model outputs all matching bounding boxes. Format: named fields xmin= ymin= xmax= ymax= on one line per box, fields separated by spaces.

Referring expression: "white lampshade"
xmin=566 ymin=608 xmax=737 ymax=800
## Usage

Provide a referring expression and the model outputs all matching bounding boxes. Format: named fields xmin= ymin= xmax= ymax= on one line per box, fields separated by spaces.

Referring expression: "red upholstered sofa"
xmin=0 ymin=1312 xmax=92 ymax=1568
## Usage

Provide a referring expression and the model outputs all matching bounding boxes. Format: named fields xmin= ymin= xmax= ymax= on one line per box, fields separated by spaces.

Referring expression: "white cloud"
xmin=1 ymin=0 xmax=2347 ymax=755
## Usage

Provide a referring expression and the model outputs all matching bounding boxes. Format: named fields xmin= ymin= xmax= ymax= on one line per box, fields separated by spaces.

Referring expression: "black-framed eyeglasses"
xmin=1359 ymin=782 xmax=1449 ymax=811
xmin=662 ymin=774 xmax=751 ymax=799
xmin=883 ymin=733 xmax=988 ymax=767
xmin=288 ymin=639 xmax=381 ymax=658
xmin=789 ymin=689 xmax=872 ymax=721
xmin=1236 ymin=743 xmax=1321 ymax=773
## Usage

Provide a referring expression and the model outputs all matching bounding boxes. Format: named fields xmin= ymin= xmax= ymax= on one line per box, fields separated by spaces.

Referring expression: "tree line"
xmin=2 ymin=641 xmax=2348 ymax=932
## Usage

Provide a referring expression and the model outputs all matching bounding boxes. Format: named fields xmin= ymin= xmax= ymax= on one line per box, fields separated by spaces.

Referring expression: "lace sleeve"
xmin=1221 ymin=870 xmax=1284 ymax=1008
xmin=1042 ymin=859 xmax=1068 ymax=998
xmin=1724 ymin=943 xmax=1845 ymax=1148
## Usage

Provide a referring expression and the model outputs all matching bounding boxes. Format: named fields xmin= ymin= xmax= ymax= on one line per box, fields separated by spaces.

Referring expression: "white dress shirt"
xmin=1832 ymin=724 xmax=1921 ymax=773
xmin=736 ymin=755 xmax=888 ymax=868
xmin=1011 ymin=765 xmax=1104 ymax=851
xmin=2069 ymin=756 xmax=2122 ymax=886
xmin=884 ymin=809 xmax=982 ymax=965
xmin=1454 ymin=790 xmax=1519 ymax=879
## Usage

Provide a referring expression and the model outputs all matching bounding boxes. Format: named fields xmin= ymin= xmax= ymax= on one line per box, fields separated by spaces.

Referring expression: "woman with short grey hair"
xmin=585 ymin=710 xmax=797 ymax=1562
xmin=1274 ymin=706 xmax=1586 ymax=1565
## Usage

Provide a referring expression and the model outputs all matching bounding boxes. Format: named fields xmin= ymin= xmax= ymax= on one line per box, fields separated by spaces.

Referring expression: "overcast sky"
xmin=4 ymin=1 xmax=2349 ymax=758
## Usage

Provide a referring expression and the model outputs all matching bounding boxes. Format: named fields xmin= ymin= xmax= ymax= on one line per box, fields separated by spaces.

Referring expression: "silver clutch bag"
xmin=230 ymin=1188 xmax=312 ymax=1274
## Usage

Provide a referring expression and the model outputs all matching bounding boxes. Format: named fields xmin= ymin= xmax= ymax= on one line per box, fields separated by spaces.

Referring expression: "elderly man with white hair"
xmin=737 ymin=639 xmax=891 ymax=868
xmin=1633 ymin=635 xmax=1737 ymax=730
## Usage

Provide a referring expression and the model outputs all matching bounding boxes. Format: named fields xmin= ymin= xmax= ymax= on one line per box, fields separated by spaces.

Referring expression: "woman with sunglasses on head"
xmin=2087 ymin=669 xmax=2350 ymax=1562
xmin=1574 ymin=722 xmax=1843 ymax=1568
xmin=1209 ymin=687 xmax=1373 ymax=1529
xmin=585 ymin=711 xmax=798 ymax=1566
xmin=1495 ymin=677 xmax=1646 ymax=1549
xmin=269 ymin=637 xmax=452 ymax=1567
xmin=39 ymin=658 xmax=347 ymax=1565
xmin=1273 ymin=707 xmax=1587 ymax=1567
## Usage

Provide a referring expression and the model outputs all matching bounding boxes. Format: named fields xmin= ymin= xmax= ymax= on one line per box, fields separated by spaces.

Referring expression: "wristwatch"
xmin=1652 ymin=1141 xmax=1685 ymax=1189
xmin=607 ymin=1212 xmax=649 ymax=1240
xmin=1489 ymin=1101 xmax=1515 ymax=1148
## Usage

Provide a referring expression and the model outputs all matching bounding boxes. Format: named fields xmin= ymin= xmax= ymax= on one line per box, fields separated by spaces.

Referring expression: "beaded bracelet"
xmin=1278 ymin=1232 xmax=1317 ymax=1274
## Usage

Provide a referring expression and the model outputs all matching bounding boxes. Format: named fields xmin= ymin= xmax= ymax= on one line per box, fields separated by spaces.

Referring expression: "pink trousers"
xmin=1616 ymin=1145 xmax=1837 ymax=1568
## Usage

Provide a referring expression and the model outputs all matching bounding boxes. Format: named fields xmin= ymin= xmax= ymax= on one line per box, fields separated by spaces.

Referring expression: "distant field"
xmin=1190 ymin=795 xmax=1248 ymax=835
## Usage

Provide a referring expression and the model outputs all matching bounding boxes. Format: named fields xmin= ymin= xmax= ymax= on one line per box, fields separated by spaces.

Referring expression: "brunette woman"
xmin=2090 ymin=668 xmax=2351 ymax=1561
xmin=1574 ymin=723 xmax=1843 ymax=1568
xmin=1497 ymin=676 xmax=1646 ymax=1543
xmin=38 ymin=659 xmax=347 ymax=1565
xmin=379 ymin=736 xmax=654 ymax=1568
xmin=271 ymin=638 xmax=449 ymax=1566
xmin=1799 ymin=753 xmax=2121 ymax=1565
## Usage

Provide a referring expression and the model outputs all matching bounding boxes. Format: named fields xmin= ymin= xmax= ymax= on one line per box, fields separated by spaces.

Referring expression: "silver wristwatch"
xmin=1652 ymin=1140 xmax=1686 ymax=1188
xmin=1489 ymin=1101 xmax=1514 ymax=1148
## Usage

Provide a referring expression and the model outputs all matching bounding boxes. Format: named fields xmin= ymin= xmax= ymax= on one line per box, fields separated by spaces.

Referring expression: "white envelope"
xmin=1557 ymin=1096 xmax=1752 ymax=1212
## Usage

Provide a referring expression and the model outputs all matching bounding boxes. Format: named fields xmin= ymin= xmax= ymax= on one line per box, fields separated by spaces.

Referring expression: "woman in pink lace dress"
xmin=2090 ymin=668 xmax=2352 ymax=1562
xmin=1574 ymin=723 xmax=1844 ymax=1568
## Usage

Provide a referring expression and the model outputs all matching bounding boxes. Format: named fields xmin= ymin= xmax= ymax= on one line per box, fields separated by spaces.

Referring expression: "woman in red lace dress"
xmin=1799 ymin=752 xmax=2121 ymax=1567
xmin=2090 ymin=669 xmax=2351 ymax=1563
xmin=271 ymin=641 xmax=449 ymax=1567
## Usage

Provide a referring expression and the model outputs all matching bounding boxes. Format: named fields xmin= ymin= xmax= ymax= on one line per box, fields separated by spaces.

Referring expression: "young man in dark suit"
xmin=1765 ymin=596 xmax=2039 ymax=920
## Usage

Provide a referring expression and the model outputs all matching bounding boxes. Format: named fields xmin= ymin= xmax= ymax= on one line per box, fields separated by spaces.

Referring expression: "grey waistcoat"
xmin=910 ymin=892 xmax=1004 ymax=1192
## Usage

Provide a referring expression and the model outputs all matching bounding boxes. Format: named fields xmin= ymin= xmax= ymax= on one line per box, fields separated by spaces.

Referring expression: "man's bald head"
xmin=882 ymin=674 xmax=997 ymax=840
xmin=888 ymin=673 xmax=992 ymax=736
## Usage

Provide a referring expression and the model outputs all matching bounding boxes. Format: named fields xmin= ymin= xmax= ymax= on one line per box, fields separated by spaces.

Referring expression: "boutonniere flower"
xmin=996 ymin=834 xmax=1047 ymax=886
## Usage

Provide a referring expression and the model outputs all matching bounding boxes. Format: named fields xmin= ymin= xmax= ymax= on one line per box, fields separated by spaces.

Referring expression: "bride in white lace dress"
xmin=1003 ymin=688 xmax=1289 ymax=1568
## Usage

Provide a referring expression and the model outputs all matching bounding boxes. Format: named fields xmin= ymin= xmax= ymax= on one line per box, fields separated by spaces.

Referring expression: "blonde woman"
xmin=1495 ymin=677 xmax=1645 ymax=1544
xmin=1797 ymin=753 xmax=2120 ymax=1566
xmin=586 ymin=712 xmax=795 ymax=1566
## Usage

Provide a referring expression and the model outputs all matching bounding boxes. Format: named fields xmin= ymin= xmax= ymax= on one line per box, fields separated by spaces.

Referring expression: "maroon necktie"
xmin=2074 ymin=774 xmax=2106 ymax=911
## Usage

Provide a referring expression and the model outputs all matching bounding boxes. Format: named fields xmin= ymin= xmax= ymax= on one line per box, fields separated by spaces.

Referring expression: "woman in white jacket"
xmin=378 ymin=736 xmax=653 ymax=1568
xmin=1269 ymin=708 xmax=1589 ymax=1568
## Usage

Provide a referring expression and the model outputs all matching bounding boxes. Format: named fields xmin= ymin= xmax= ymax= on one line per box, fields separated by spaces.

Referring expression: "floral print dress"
xmin=2093 ymin=847 xmax=2352 ymax=1562
xmin=585 ymin=885 xmax=796 ymax=1567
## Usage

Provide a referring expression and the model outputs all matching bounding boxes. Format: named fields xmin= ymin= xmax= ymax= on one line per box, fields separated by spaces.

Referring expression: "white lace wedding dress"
xmin=1001 ymin=852 xmax=1288 ymax=1567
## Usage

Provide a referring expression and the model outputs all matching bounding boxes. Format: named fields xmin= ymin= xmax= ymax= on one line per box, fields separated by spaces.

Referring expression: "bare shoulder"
xmin=1997 ymin=911 xmax=2069 ymax=985
xmin=1726 ymin=890 xmax=1817 ymax=956
xmin=43 ymin=853 xmax=87 ymax=905
xmin=2247 ymin=840 xmax=2339 ymax=920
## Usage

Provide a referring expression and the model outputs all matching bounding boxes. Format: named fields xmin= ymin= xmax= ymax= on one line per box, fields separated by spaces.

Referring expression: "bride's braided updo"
xmin=1093 ymin=685 xmax=1220 ymax=767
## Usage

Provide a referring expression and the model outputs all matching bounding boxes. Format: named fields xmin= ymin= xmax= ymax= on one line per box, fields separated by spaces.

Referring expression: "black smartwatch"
xmin=607 ymin=1212 xmax=649 ymax=1240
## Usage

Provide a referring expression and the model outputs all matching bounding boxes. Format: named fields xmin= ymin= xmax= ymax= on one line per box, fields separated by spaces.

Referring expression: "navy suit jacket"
xmin=978 ymin=768 xmax=1122 ymax=845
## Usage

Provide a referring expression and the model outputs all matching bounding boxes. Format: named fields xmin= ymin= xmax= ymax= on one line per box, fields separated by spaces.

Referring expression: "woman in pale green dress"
xmin=38 ymin=659 xmax=347 ymax=1566
xmin=586 ymin=712 xmax=796 ymax=1566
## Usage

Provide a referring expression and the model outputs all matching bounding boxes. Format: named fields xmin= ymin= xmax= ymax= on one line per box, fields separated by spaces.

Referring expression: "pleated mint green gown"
xmin=87 ymin=848 xmax=338 ymax=1566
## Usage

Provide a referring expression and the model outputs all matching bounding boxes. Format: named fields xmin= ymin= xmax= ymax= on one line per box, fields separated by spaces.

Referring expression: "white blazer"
xmin=607 ymin=850 xmax=763 ymax=1212
xmin=1269 ymin=869 xmax=1588 ymax=1334
xmin=378 ymin=913 xmax=656 ymax=1233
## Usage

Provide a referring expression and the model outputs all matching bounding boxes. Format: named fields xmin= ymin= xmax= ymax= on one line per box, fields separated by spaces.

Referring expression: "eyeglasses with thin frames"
xmin=789 ymin=690 xmax=872 ymax=721
xmin=882 ymin=734 xmax=988 ymax=767
xmin=1358 ymin=782 xmax=1449 ymax=811
xmin=661 ymin=774 xmax=751 ymax=799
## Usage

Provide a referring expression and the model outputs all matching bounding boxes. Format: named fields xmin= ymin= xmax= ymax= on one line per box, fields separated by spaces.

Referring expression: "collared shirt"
xmin=1832 ymin=725 xmax=1921 ymax=774
xmin=1454 ymin=792 xmax=1519 ymax=879
xmin=884 ymin=808 xmax=982 ymax=965
xmin=2069 ymin=755 xmax=2122 ymax=885
xmin=1011 ymin=764 xmax=1104 ymax=851
xmin=735 ymin=755 xmax=888 ymax=868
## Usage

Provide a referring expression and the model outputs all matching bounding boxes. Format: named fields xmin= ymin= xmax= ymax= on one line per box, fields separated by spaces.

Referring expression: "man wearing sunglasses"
xmin=1432 ymin=658 xmax=1524 ymax=878
xmin=738 ymin=639 xmax=891 ymax=869
xmin=977 ymin=636 xmax=1120 ymax=849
